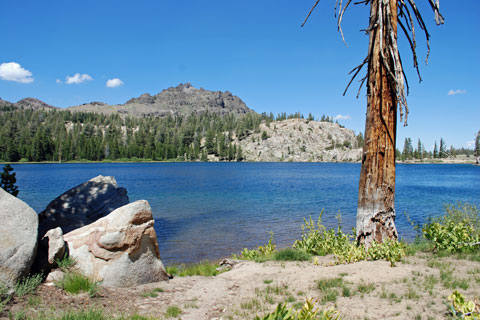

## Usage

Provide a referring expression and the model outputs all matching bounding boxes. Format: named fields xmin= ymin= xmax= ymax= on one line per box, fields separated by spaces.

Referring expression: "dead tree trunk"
xmin=356 ymin=0 xmax=399 ymax=247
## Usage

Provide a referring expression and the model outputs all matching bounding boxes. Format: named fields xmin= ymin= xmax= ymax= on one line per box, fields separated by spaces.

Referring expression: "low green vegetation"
xmin=1 ymin=274 xmax=43 ymax=314
xmin=0 ymin=281 xmax=10 ymax=313
xmin=56 ymin=272 xmax=98 ymax=297
xmin=164 ymin=305 xmax=182 ymax=318
xmin=255 ymin=298 xmax=340 ymax=320
xmin=55 ymin=255 xmax=76 ymax=271
xmin=422 ymin=203 xmax=480 ymax=253
xmin=140 ymin=287 xmax=164 ymax=298
xmin=235 ymin=231 xmax=276 ymax=261
xmin=165 ymin=260 xmax=220 ymax=277
xmin=447 ymin=290 xmax=480 ymax=319
xmin=273 ymin=248 xmax=312 ymax=262
xmin=293 ymin=211 xmax=406 ymax=266
xmin=14 ymin=274 xmax=43 ymax=298
xmin=18 ymin=308 xmax=159 ymax=320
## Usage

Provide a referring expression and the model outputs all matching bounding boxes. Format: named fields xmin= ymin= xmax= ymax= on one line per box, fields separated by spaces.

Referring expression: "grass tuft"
xmin=273 ymin=248 xmax=312 ymax=261
xmin=55 ymin=255 xmax=76 ymax=271
xmin=166 ymin=261 xmax=220 ymax=277
xmin=165 ymin=305 xmax=182 ymax=318
xmin=15 ymin=274 xmax=43 ymax=297
xmin=56 ymin=272 xmax=97 ymax=296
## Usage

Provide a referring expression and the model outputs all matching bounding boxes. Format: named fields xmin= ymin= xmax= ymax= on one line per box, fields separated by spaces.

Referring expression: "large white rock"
xmin=0 ymin=188 xmax=38 ymax=288
xmin=63 ymin=200 xmax=169 ymax=287
xmin=38 ymin=175 xmax=129 ymax=237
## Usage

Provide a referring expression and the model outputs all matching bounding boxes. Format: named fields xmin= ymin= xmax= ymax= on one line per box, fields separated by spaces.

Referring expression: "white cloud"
xmin=106 ymin=78 xmax=124 ymax=88
xmin=56 ymin=79 xmax=62 ymax=84
xmin=448 ymin=89 xmax=467 ymax=96
xmin=66 ymin=73 xmax=93 ymax=84
xmin=334 ymin=114 xmax=351 ymax=121
xmin=466 ymin=140 xmax=475 ymax=147
xmin=0 ymin=62 xmax=34 ymax=83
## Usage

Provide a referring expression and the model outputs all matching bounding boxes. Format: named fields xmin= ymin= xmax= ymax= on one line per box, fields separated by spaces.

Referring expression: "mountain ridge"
xmin=67 ymin=83 xmax=253 ymax=117
xmin=2 ymin=83 xmax=253 ymax=117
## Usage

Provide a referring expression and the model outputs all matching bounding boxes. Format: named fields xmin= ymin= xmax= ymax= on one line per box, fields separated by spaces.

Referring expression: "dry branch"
xmin=302 ymin=0 xmax=443 ymax=126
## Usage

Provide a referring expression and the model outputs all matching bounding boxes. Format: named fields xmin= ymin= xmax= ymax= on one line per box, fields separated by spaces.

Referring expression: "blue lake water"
xmin=11 ymin=162 xmax=480 ymax=265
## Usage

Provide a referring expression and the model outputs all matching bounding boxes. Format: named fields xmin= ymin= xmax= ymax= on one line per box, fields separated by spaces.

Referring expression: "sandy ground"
xmin=3 ymin=253 xmax=480 ymax=320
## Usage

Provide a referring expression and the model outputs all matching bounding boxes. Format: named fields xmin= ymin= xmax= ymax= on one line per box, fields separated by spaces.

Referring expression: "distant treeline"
xmin=0 ymin=104 xmax=334 ymax=162
xmin=397 ymin=137 xmax=475 ymax=161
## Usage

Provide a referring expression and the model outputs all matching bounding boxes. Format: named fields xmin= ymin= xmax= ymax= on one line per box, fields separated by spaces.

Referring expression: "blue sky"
xmin=1 ymin=0 xmax=479 ymax=150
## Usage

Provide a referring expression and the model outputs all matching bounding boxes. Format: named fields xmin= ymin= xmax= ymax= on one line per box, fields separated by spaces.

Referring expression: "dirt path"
xmin=3 ymin=253 xmax=480 ymax=319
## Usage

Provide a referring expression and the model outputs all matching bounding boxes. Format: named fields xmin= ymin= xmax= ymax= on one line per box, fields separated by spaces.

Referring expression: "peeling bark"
xmin=356 ymin=0 xmax=399 ymax=247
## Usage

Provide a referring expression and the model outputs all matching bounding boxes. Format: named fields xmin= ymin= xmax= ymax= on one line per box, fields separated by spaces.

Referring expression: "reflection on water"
xmin=13 ymin=162 xmax=480 ymax=264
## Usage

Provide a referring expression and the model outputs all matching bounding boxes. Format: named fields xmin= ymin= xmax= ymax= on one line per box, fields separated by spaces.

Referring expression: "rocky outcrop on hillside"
xmin=68 ymin=83 xmax=253 ymax=117
xmin=236 ymin=119 xmax=362 ymax=162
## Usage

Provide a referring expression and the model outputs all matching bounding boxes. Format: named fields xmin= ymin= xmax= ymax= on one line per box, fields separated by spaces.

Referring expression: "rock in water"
xmin=0 ymin=188 xmax=38 ymax=288
xmin=38 ymin=175 xmax=129 ymax=238
xmin=63 ymin=200 xmax=169 ymax=287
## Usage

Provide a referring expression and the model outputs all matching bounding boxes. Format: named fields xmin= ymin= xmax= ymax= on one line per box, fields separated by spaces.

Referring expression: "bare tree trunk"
xmin=356 ymin=0 xmax=399 ymax=247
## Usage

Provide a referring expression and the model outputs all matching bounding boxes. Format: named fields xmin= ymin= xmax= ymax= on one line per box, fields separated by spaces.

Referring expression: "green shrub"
xmin=235 ymin=231 xmax=276 ymax=261
xmin=447 ymin=290 xmax=480 ymax=319
xmin=274 ymin=248 xmax=312 ymax=261
xmin=56 ymin=272 xmax=97 ymax=296
xmin=255 ymin=298 xmax=340 ymax=320
xmin=423 ymin=203 xmax=480 ymax=253
xmin=15 ymin=274 xmax=43 ymax=297
xmin=294 ymin=212 xmax=405 ymax=266
xmin=293 ymin=211 xmax=352 ymax=257
xmin=367 ymin=239 xmax=406 ymax=267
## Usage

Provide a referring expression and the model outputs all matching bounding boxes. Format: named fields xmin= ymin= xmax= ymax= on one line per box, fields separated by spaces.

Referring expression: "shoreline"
xmin=1 ymin=159 xmax=477 ymax=165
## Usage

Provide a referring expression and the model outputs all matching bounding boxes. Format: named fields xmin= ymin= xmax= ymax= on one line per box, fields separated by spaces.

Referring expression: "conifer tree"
xmin=1 ymin=164 xmax=19 ymax=197
xmin=475 ymin=130 xmax=480 ymax=165
xmin=416 ymin=139 xmax=423 ymax=159
xmin=439 ymin=138 xmax=447 ymax=158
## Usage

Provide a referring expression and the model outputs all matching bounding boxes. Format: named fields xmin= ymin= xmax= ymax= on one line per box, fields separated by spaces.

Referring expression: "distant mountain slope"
xmin=15 ymin=98 xmax=58 ymax=110
xmin=0 ymin=97 xmax=58 ymax=111
xmin=67 ymin=83 xmax=253 ymax=117
xmin=235 ymin=119 xmax=362 ymax=162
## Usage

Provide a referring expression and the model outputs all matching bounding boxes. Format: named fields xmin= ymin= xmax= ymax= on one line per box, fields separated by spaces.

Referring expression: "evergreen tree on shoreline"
xmin=475 ymin=130 xmax=480 ymax=165
xmin=1 ymin=164 xmax=19 ymax=197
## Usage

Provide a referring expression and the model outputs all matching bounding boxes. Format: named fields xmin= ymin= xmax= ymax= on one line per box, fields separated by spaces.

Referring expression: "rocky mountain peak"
xmin=125 ymin=93 xmax=155 ymax=105
xmin=15 ymin=98 xmax=57 ymax=110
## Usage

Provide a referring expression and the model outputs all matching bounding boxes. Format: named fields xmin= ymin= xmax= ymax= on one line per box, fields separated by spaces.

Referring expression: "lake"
xmin=11 ymin=162 xmax=480 ymax=265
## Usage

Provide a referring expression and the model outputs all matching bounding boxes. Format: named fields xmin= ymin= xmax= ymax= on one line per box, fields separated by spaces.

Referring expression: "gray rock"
xmin=43 ymin=228 xmax=65 ymax=264
xmin=63 ymin=200 xmax=169 ymax=287
xmin=236 ymin=119 xmax=362 ymax=162
xmin=38 ymin=175 xmax=129 ymax=237
xmin=45 ymin=270 xmax=64 ymax=284
xmin=67 ymin=83 xmax=253 ymax=117
xmin=216 ymin=259 xmax=238 ymax=272
xmin=0 ymin=188 xmax=38 ymax=288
